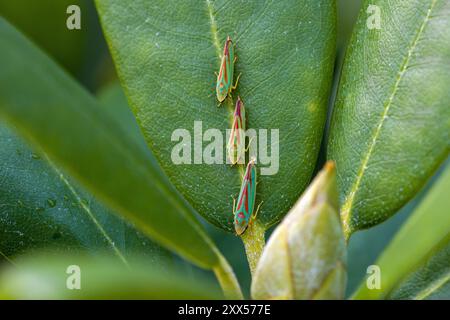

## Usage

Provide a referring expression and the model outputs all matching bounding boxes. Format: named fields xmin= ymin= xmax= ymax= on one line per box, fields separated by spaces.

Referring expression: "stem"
xmin=241 ymin=220 xmax=266 ymax=277
xmin=213 ymin=253 xmax=244 ymax=299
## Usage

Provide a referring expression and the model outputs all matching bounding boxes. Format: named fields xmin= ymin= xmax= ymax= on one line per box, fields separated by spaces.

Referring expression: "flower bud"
xmin=251 ymin=161 xmax=346 ymax=299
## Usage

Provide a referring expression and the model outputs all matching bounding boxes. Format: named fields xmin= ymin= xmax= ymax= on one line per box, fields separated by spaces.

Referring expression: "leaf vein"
xmin=0 ymin=249 xmax=16 ymax=266
xmin=341 ymin=0 xmax=437 ymax=235
xmin=205 ymin=0 xmax=222 ymax=58
xmin=413 ymin=270 xmax=450 ymax=300
xmin=45 ymin=156 xmax=130 ymax=268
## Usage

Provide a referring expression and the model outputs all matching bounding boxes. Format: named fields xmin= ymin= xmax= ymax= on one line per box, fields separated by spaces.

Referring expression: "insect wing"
xmin=234 ymin=160 xmax=257 ymax=235
xmin=215 ymin=36 xmax=234 ymax=102
xmin=227 ymin=97 xmax=246 ymax=164
xmin=225 ymin=37 xmax=234 ymax=89
xmin=246 ymin=160 xmax=257 ymax=216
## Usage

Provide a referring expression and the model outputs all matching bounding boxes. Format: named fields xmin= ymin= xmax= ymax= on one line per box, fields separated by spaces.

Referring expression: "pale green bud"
xmin=251 ymin=161 xmax=346 ymax=300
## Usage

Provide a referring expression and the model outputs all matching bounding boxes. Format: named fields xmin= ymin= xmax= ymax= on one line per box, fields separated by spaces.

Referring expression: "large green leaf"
xmin=328 ymin=0 xmax=450 ymax=237
xmin=352 ymin=163 xmax=450 ymax=300
xmin=0 ymin=253 xmax=223 ymax=299
xmin=95 ymin=0 xmax=337 ymax=232
xmin=0 ymin=18 xmax=242 ymax=296
xmin=0 ymin=121 xmax=169 ymax=266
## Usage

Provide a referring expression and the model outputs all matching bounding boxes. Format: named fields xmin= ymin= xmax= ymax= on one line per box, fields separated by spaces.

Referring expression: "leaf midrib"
xmin=205 ymin=0 xmax=245 ymax=180
xmin=205 ymin=0 xmax=221 ymax=58
xmin=45 ymin=156 xmax=130 ymax=267
xmin=0 ymin=249 xmax=16 ymax=266
xmin=413 ymin=270 xmax=450 ymax=300
xmin=341 ymin=0 xmax=437 ymax=235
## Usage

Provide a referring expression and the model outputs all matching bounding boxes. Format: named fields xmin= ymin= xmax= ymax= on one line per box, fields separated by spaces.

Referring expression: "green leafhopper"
xmin=216 ymin=36 xmax=241 ymax=103
xmin=227 ymin=96 xmax=246 ymax=165
xmin=233 ymin=158 xmax=261 ymax=235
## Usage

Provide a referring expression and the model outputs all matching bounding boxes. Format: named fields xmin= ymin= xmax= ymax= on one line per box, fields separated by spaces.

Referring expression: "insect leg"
xmin=232 ymin=73 xmax=242 ymax=90
xmin=252 ymin=201 xmax=264 ymax=221
xmin=231 ymin=195 xmax=236 ymax=216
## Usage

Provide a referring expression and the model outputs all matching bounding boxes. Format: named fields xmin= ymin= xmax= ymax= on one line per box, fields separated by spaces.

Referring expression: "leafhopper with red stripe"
xmin=227 ymin=96 xmax=246 ymax=165
xmin=233 ymin=158 xmax=261 ymax=235
xmin=216 ymin=36 xmax=241 ymax=103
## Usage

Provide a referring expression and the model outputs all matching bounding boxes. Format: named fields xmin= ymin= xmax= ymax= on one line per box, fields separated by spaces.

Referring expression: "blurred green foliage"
xmin=0 ymin=120 xmax=171 ymax=266
xmin=0 ymin=0 xmax=113 ymax=90
xmin=0 ymin=253 xmax=222 ymax=299
xmin=353 ymin=162 xmax=450 ymax=299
